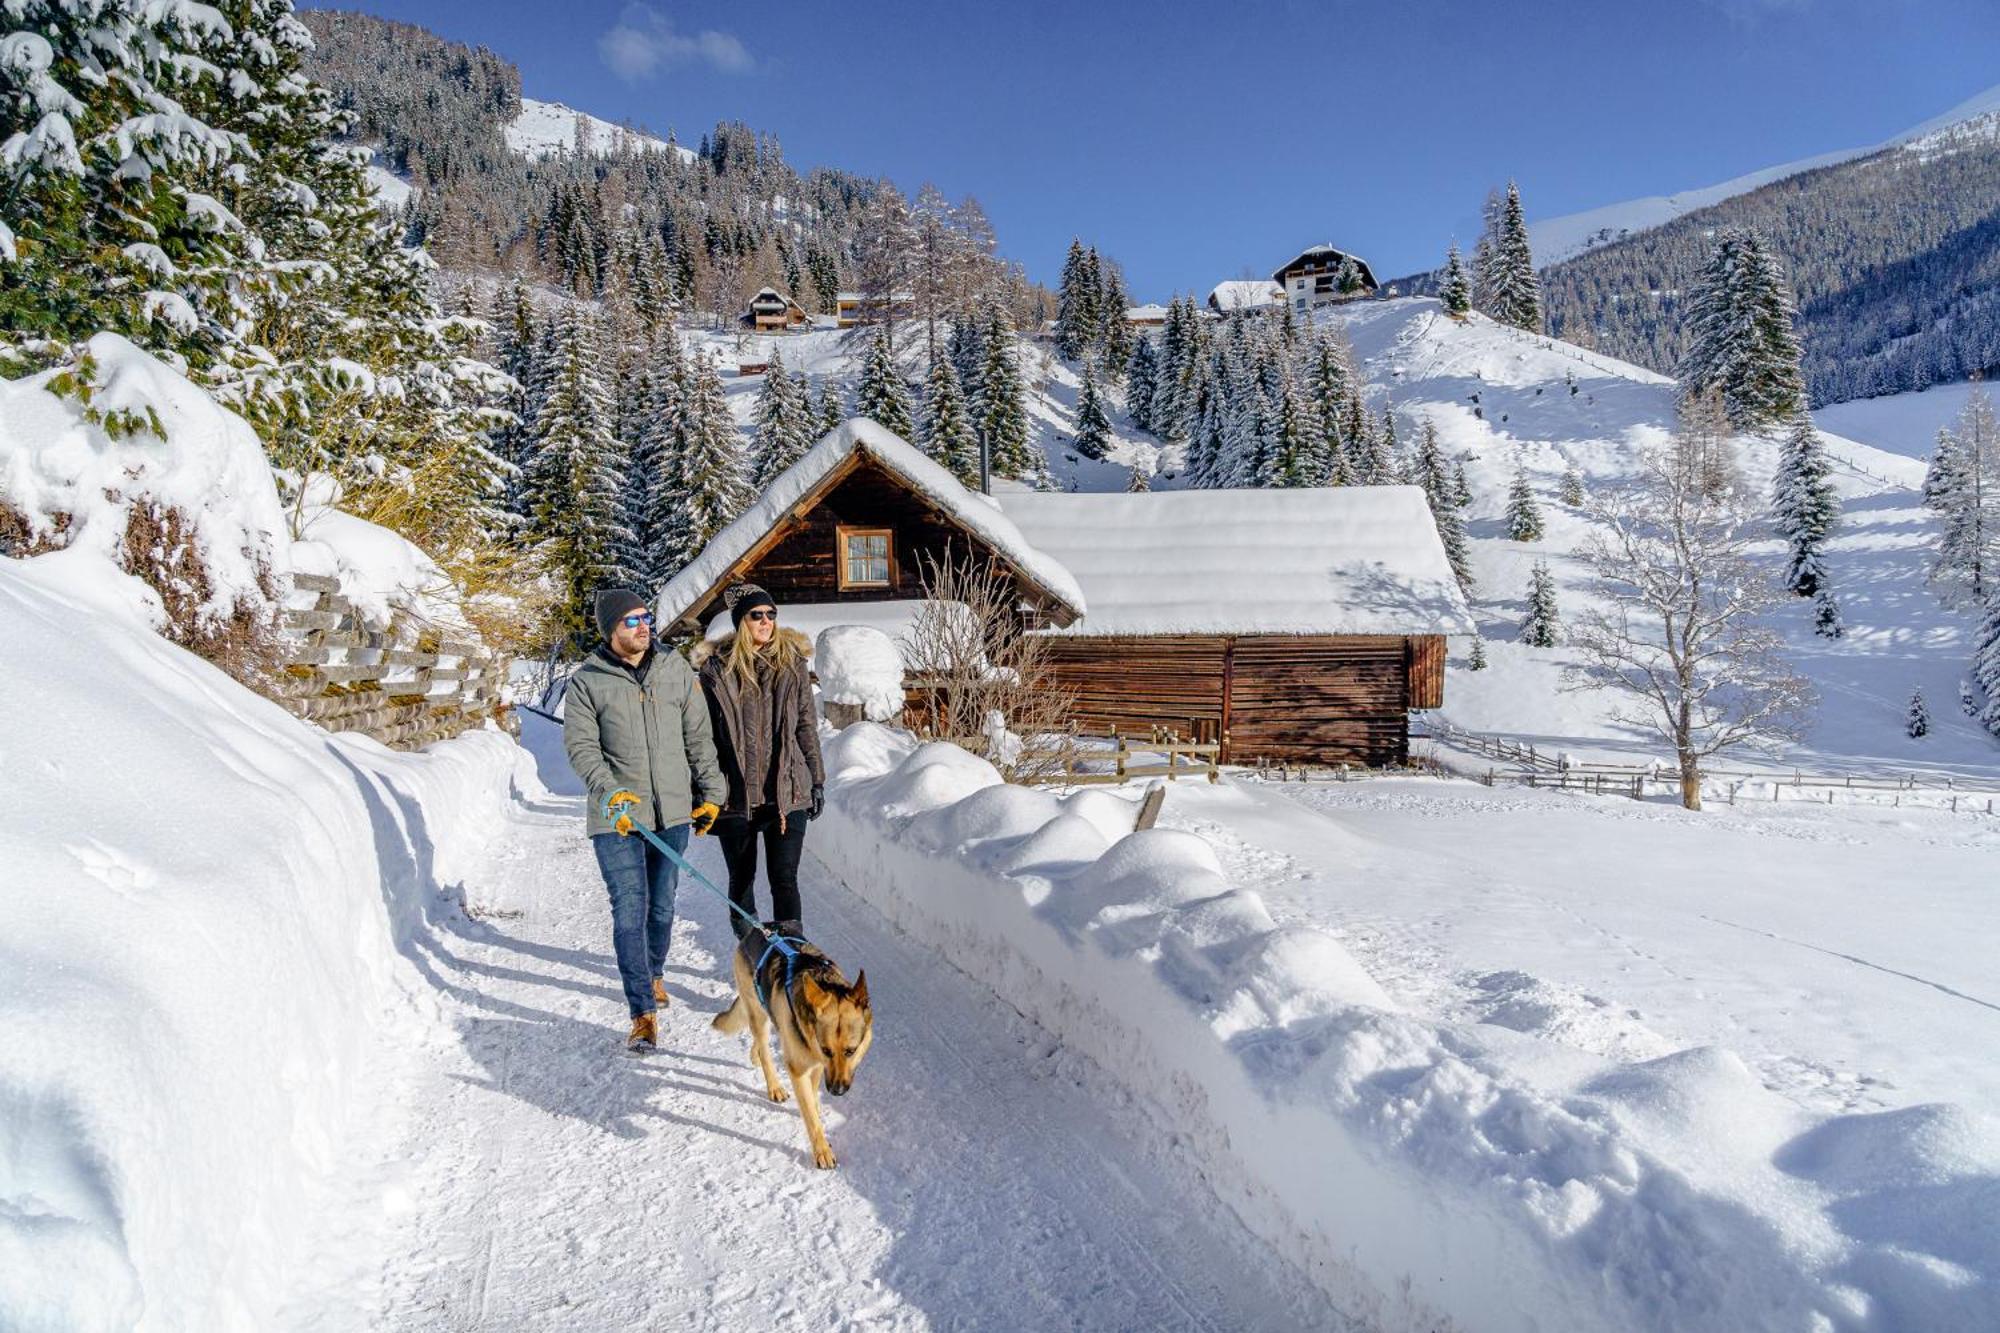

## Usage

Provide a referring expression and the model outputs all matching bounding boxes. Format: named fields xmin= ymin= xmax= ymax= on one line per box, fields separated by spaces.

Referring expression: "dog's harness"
xmin=603 ymin=794 xmax=808 ymax=1009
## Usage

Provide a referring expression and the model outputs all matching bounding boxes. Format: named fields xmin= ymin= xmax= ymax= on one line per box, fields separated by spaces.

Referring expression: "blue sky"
xmin=340 ymin=0 xmax=2000 ymax=300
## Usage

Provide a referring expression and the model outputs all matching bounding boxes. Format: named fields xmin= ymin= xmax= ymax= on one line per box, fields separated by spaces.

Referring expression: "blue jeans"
xmin=592 ymin=823 xmax=689 ymax=1018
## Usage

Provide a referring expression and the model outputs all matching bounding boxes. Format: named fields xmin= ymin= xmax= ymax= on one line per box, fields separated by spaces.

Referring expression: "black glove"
xmin=809 ymin=783 xmax=825 ymax=820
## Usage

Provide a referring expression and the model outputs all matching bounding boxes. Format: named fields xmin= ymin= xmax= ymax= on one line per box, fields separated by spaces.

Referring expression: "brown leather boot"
xmin=626 ymin=1013 xmax=657 ymax=1053
xmin=653 ymin=977 xmax=670 ymax=1008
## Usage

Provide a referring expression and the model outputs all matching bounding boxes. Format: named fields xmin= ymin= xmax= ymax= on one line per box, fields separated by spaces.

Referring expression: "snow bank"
xmin=813 ymin=624 xmax=904 ymax=721
xmin=813 ymin=726 xmax=2000 ymax=1332
xmin=286 ymin=473 xmax=469 ymax=631
xmin=0 ymin=333 xmax=290 ymax=627
xmin=0 ymin=558 xmax=528 ymax=1331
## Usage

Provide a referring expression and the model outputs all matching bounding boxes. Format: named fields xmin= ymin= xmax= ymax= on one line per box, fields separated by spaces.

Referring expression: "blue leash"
xmin=603 ymin=795 xmax=803 ymax=1008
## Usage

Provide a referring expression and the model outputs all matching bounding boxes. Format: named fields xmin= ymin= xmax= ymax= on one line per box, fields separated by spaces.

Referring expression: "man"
xmin=564 ymin=588 xmax=724 ymax=1053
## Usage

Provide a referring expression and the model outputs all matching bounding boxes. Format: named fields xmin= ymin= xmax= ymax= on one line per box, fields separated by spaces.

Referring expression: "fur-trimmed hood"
xmin=691 ymin=625 xmax=812 ymax=669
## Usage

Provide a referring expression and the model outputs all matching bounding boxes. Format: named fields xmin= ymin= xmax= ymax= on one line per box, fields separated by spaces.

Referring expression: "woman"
xmin=693 ymin=583 xmax=825 ymax=940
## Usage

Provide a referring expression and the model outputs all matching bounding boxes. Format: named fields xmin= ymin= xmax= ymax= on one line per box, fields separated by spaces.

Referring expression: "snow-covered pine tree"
xmin=1772 ymin=412 xmax=1839 ymax=597
xmin=1073 ymin=360 xmax=1112 ymax=461
xmin=629 ymin=330 xmax=687 ymax=586
xmin=947 ymin=317 xmax=986 ymax=420
xmin=1906 ymin=686 xmax=1930 ymax=739
xmin=979 ymin=306 xmax=1034 ymax=478
xmin=857 ymin=327 xmax=915 ymax=439
xmin=921 ymin=355 xmax=981 ymax=487
xmin=1126 ymin=336 xmax=1159 ymax=434
xmin=1379 ymin=409 xmax=1404 ymax=483
xmin=1454 ymin=458 xmax=1474 ymax=509
xmin=1099 ymin=263 xmax=1133 ymax=373
xmin=1559 ymin=463 xmax=1585 ymax=507
xmin=1931 ymin=388 xmax=2000 ymax=606
xmin=1301 ymin=335 xmax=1352 ymax=485
xmin=1419 ymin=425 xmax=1475 ymax=593
xmin=1521 ymin=561 xmax=1561 ymax=647
xmin=1974 ymin=594 xmax=2000 ymax=737
xmin=1679 ymin=227 xmax=1807 ymax=431
xmin=669 ymin=346 xmax=752 ymax=571
xmin=528 ymin=307 xmax=639 ymax=635
xmin=816 ymin=377 xmax=847 ymax=437
xmin=1505 ymin=465 xmax=1545 ymax=541
xmin=1440 ymin=244 xmax=1472 ymax=318
xmin=1487 ymin=182 xmax=1542 ymax=333
xmin=489 ymin=277 xmax=543 ymax=523
xmin=1412 ymin=418 xmax=1448 ymax=498
xmin=1470 ymin=187 xmax=1504 ymax=316
xmin=1126 ymin=465 xmax=1151 ymax=492
xmin=1344 ymin=395 xmax=1387 ymax=484
xmin=1922 ymin=426 xmax=1961 ymax=512
xmin=1273 ymin=375 xmax=1316 ymax=487
xmin=750 ymin=348 xmax=813 ymax=489
xmin=1813 ymin=588 xmax=1845 ymax=639
xmin=1053 ymin=239 xmax=1092 ymax=361
xmin=1468 ymin=635 xmax=1489 ymax=670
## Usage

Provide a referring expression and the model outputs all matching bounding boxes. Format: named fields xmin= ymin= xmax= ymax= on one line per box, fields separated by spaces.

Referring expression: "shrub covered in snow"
xmin=0 ymin=335 xmax=289 ymax=674
xmin=814 ymin=624 xmax=905 ymax=721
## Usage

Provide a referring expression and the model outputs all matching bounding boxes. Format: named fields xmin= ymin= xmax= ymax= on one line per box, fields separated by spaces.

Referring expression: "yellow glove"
xmin=606 ymin=789 xmax=641 ymax=836
xmin=690 ymin=802 xmax=720 ymax=835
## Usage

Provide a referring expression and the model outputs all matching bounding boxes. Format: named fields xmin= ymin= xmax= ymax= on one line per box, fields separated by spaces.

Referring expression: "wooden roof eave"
xmin=666 ymin=443 xmax=1085 ymax=634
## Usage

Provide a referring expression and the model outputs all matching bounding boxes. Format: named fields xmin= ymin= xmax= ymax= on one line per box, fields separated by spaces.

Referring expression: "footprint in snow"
xmin=66 ymin=839 xmax=157 ymax=897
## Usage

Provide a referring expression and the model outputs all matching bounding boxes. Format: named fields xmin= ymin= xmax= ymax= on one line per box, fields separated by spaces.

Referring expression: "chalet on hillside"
xmin=1207 ymin=281 xmax=1283 ymax=315
xmin=656 ymin=420 xmax=1473 ymax=766
xmin=744 ymin=286 xmax=809 ymax=331
xmin=1125 ymin=303 xmax=1169 ymax=328
xmin=1272 ymin=244 xmax=1379 ymax=310
xmin=835 ymin=290 xmax=915 ymax=328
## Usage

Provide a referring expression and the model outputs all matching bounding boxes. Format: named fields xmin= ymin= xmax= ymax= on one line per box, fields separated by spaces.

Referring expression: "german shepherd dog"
xmin=712 ymin=924 xmax=873 ymax=1169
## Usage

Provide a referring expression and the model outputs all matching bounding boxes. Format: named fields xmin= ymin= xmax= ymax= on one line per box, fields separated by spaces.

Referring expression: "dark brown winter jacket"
xmin=693 ymin=627 xmax=825 ymax=819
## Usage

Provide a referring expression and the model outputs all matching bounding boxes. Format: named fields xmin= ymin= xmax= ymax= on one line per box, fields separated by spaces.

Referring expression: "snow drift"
xmin=811 ymin=724 xmax=2000 ymax=1332
xmin=0 ymin=556 xmax=528 ymax=1331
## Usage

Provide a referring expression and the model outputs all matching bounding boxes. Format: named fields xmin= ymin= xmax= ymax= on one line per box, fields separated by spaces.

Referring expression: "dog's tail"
xmin=712 ymin=995 xmax=750 ymax=1034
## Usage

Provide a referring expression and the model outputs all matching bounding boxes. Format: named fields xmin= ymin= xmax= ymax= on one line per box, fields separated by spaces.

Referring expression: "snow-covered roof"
xmin=996 ymin=486 xmax=1475 ymax=638
xmin=1126 ymin=303 xmax=1169 ymax=322
xmin=1272 ymin=244 xmax=1379 ymax=290
xmin=833 ymin=290 xmax=915 ymax=304
xmin=656 ymin=419 xmax=1087 ymax=627
xmin=1208 ymin=281 xmax=1283 ymax=311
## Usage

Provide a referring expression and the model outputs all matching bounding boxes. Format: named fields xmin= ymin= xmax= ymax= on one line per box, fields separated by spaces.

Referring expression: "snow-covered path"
xmin=284 ymin=736 xmax=1341 ymax=1331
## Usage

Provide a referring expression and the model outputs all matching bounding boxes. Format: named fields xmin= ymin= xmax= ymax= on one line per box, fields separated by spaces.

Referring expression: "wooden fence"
xmin=1421 ymin=719 xmax=2000 ymax=811
xmin=266 ymin=572 xmax=510 ymax=750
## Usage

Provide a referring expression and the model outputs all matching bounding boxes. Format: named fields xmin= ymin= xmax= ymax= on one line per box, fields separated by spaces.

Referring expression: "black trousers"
xmin=715 ymin=806 xmax=807 ymax=939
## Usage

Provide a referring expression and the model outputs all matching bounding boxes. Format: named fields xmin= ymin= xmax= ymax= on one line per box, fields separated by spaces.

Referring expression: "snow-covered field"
xmin=504 ymin=95 xmax=695 ymax=163
xmin=1815 ymin=379 xmax=1986 ymax=462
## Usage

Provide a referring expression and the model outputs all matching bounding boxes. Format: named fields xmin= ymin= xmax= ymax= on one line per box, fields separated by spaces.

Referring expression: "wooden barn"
xmin=655 ymin=420 xmax=1473 ymax=767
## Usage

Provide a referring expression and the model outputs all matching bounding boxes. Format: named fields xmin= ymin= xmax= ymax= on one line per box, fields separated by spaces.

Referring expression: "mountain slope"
xmin=1540 ymin=100 xmax=2000 ymax=407
xmin=1531 ymin=81 xmax=2000 ymax=265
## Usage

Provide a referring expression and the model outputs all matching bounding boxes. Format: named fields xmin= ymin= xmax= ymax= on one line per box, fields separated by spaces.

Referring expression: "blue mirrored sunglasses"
xmin=621 ymin=612 xmax=654 ymax=628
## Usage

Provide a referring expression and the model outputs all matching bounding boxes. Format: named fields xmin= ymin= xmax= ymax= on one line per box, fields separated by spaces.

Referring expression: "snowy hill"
xmin=503 ymin=95 xmax=696 ymax=163
xmin=1532 ymin=81 xmax=2000 ymax=263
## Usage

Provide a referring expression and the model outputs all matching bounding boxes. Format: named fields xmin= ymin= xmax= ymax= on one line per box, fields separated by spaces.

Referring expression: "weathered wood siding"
xmin=1407 ymin=634 xmax=1446 ymax=710
xmin=1040 ymin=633 xmax=1420 ymax=767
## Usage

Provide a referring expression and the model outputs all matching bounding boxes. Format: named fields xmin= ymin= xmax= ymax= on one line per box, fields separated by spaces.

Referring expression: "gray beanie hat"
xmin=594 ymin=587 xmax=650 ymax=640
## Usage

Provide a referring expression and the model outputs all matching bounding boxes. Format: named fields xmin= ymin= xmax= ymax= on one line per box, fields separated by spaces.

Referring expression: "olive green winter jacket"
xmin=563 ymin=644 xmax=725 ymax=838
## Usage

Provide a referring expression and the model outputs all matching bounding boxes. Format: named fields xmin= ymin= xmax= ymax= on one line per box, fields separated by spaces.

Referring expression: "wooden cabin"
xmin=1272 ymin=244 xmax=1379 ymax=312
xmin=834 ymin=290 xmax=915 ymax=328
xmin=745 ymin=287 xmax=809 ymax=331
xmin=656 ymin=420 xmax=1473 ymax=767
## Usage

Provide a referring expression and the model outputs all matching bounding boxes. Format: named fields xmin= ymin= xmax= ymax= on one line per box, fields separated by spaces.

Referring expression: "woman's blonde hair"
xmin=725 ymin=617 xmax=806 ymax=686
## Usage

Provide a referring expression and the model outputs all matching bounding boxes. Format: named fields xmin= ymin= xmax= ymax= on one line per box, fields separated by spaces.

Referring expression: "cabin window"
xmin=837 ymin=526 xmax=894 ymax=589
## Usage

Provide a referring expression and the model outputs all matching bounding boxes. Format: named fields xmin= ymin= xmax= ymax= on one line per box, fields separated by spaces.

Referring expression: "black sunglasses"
xmin=744 ymin=609 xmax=777 ymax=622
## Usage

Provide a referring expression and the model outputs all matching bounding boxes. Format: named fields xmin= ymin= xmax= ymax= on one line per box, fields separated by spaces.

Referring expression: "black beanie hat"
xmin=726 ymin=582 xmax=777 ymax=629
xmin=594 ymin=587 xmax=650 ymax=640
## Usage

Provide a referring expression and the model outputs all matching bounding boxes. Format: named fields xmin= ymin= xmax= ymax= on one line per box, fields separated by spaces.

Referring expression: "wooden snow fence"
xmin=268 ymin=571 xmax=510 ymax=750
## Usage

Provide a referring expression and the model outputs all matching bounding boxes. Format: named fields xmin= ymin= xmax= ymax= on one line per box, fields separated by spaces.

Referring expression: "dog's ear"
xmin=851 ymin=970 xmax=868 ymax=1007
xmin=798 ymin=972 xmax=827 ymax=1006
